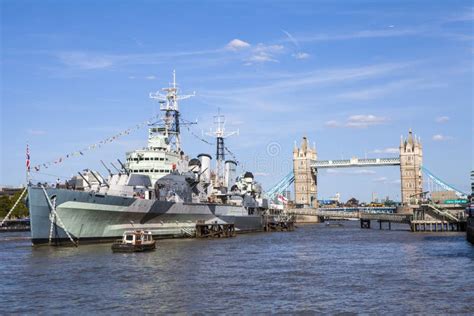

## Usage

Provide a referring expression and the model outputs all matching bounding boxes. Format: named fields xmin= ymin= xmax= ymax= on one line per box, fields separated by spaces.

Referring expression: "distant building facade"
xmin=0 ymin=187 xmax=24 ymax=197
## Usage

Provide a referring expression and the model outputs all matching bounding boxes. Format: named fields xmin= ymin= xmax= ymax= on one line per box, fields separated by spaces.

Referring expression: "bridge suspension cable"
xmin=266 ymin=171 xmax=295 ymax=200
xmin=421 ymin=166 xmax=468 ymax=198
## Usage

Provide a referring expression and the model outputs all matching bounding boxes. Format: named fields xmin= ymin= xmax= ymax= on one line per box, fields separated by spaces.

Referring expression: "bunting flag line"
xmin=26 ymin=144 xmax=30 ymax=172
xmin=31 ymin=114 xmax=160 ymax=172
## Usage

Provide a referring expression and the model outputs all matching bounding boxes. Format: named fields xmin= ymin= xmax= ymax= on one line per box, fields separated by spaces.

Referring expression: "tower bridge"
xmin=266 ymin=129 xmax=467 ymax=209
xmin=293 ymin=129 xmax=423 ymax=207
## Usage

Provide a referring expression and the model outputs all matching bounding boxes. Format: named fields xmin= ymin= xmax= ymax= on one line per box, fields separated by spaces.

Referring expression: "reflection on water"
xmin=1 ymin=222 xmax=473 ymax=314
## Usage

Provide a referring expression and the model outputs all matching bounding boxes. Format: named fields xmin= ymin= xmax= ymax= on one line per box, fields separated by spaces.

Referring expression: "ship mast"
xmin=206 ymin=109 xmax=238 ymax=186
xmin=149 ymin=71 xmax=195 ymax=153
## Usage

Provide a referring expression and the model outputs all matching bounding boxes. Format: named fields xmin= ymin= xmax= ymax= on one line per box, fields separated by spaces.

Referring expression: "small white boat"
xmin=111 ymin=230 xmax=156 ymax=253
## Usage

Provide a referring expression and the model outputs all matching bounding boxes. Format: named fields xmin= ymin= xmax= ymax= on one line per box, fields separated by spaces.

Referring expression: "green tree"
xmin=0 ymin=196 xmax=12 ymax=218
xmin=0 ymin=190 xmax=29 ymax=219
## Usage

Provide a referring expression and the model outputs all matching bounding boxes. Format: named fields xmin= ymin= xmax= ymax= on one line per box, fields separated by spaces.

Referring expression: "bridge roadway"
xmin=286 ymin=207 xmax=412 ymax=223
xmin=311 ymin=157 xmax=400 ymax=169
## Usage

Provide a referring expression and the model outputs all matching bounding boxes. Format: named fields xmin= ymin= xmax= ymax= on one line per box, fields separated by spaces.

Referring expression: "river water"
xmin=1 ymin=222 xmax=473 ymax=314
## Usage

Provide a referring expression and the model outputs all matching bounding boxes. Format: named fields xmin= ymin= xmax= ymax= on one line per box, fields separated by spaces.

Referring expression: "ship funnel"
xmin=224 ymin=160 xmax=237 ymax=189
xmin=198 ymin=153 xmax=212 ymax=184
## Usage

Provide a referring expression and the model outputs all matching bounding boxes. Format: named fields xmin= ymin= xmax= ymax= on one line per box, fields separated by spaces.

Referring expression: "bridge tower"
xmin=293 ymin=136 xmax=318 ymax=207
xmin=399 ymin=129 xmax=423 ymax=205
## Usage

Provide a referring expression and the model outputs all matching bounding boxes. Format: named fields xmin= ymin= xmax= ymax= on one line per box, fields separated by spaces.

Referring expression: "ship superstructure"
xmin=203 ymin=109 xmax=242 ymax=202
xmin=125 ymin=71 xmax=194 ymax=184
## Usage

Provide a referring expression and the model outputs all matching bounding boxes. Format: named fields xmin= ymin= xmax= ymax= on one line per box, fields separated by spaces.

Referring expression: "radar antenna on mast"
xmin=205 ymin=108 xmax=239 ymax=187
xmin=149 ymin=70 xmax=195 ymax=153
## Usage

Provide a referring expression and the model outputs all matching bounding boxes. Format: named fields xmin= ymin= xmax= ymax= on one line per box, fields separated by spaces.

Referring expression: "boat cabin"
xmin=112 ymin=230 xmax=156 ymax=252
xmin=122 ymin=230 xmax=154 ymax=244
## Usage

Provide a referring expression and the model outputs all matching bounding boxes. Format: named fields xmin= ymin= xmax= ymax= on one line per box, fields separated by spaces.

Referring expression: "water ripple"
xmin=1 ymin=223 xmax=473 ymax=314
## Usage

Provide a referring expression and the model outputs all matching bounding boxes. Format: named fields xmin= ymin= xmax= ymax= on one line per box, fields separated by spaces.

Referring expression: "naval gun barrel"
xmin=110 ymin=162 xmax=122 ymax=174
xmin=117 ymin=159 xmax=129 ymax=175
xmin=100 ymin=160 xmax=113 ymax=177
xmin=77 ymin=172 xmax=91 ymax=187
xmin=95 ymin=171 xmax=110 ymax=188
xmin=90 ymin=170 xmax=109 ymax=188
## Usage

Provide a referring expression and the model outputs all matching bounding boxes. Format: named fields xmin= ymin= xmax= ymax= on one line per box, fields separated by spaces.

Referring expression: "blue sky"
xmin=1 ymin=0 xmax=472 ymax=202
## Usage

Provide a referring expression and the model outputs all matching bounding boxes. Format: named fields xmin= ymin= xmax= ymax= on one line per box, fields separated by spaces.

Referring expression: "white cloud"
xmin=444 ymin=8 xmax=474 ymax=23
xmin=324 ymin=120 xmax=342 ymax=128
xmin=220 ymin=62 xmax=412 ymax=94
xmin=293 ymin=52 xmax=310 ymax=60
xmin=346 ymin=114 xmax=388 ymax=128
xmin=246 ymin=53 xmax=278 ymax=64
xmin=296 ymin=28 xmax=423 ymax=43
xmin=373 ymin=177 xmax=402 ymax=184
xmin=54 ymin=47 xmax=225 ymax=70
xmin=336 ymin=79 xmax=422 ymax=101
xmin=373 ymin=176 xmax=388 ymax=182
xmin=201 ymin=62 xmax=415 ymax=114
xmin=245 ymin=44 xmax=285 ymax=64
xmin=226 ymin=39 xmax=251 ymax=51
xmin=325 ymin=115 xmax=388 ymax=129
xmin=371 ymin=147 xmax=399 ymax=154
xmin=435 ymin=116 xmax=450 ymax=123
xmin=254 ymin=44 xmax=284 ymax=53
xmin=27 ymin=129 xmax=47 ymax=135
xmin=353 ymin=169 xmax=376 ymax=175
xmin=57 ymin=52 xmax=116 ymax=69
xmin=254 ymin=172 xmax=270 ymax=177
xmin=129 ymin=75 xmax=157 ymax=80
xmin=432 ymin=134 xmax=453 ymax=141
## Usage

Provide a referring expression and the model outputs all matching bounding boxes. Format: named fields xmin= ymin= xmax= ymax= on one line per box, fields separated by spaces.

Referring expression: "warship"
xmin=27 ymin=72 xmax=271 ymax=245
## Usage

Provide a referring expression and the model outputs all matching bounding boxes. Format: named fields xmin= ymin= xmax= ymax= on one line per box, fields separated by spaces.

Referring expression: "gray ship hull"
xmin=28 ymin=186 xmax=264 ymax=245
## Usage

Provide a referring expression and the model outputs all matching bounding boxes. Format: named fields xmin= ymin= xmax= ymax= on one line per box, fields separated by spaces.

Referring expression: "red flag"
xmin=277 ymin=194 xmax=288 ymax=204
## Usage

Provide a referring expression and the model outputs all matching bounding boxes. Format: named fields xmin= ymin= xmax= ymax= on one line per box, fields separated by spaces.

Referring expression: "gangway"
xmin=420 ymin=203 xmax=460 ymax=222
